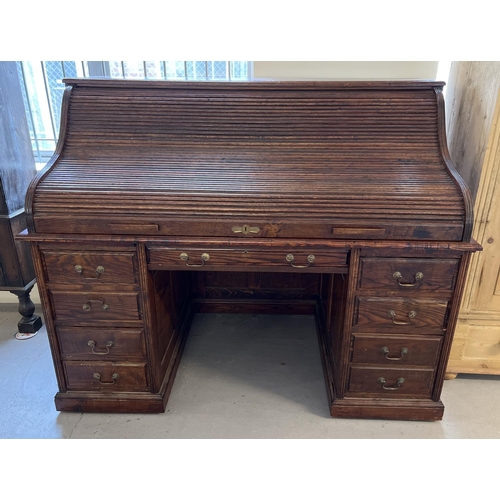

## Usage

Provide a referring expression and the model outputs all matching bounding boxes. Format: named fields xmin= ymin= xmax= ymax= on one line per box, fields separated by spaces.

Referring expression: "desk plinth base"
xmin=329 ymin=398 xmax=444 ymax=421
xmin=55 ymin=392 xmax=167 ymax=413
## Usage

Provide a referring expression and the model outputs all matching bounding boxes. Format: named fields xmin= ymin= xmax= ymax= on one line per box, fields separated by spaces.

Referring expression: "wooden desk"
xmin=22 ymin=79 xmax=481 ymax=420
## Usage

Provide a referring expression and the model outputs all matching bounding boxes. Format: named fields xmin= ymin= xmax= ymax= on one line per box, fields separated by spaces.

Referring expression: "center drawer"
xmin=147 ymin=247 xmax=348 ymax=272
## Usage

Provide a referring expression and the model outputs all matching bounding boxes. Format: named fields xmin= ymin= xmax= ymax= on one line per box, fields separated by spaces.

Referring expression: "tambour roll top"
xmin=26 ymin=79 xmax=472 ymax=242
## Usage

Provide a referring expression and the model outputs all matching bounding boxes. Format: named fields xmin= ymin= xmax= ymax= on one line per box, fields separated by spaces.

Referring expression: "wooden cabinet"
xmin=0 ymin=62 xmax=42 ymax=334
xmin=447 ymin=87 xmax=500 ymax=376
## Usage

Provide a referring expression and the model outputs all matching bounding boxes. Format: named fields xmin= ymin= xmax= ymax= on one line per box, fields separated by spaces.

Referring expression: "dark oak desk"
xmin=22 ymin=79 xmax=480 ymax=420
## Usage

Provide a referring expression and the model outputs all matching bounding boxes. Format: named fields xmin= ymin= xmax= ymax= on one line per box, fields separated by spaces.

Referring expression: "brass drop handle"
xmin=93 ymin=372 xmax=119 ymax=385
xmin=87 ymin=340 xmax=114 ymax=355
xmin=180 ymin=252 xmax=210 ymax=267
xmin=393 ymin=271 xmax=423 ymax=287
xmin=380 ymin=346 xmax=409 ymax=360
xmin=388 ymin=310 xmax=416 ymax=325
xmin=74 ymin=265 xmax=105 ymax=279
xmin=82 ymin=299 xmax=110 ymax=311
xmin=286 ymin=254 xmax=316 ymax=268
xmin=378 ymin=377 xmax=405 ymax=390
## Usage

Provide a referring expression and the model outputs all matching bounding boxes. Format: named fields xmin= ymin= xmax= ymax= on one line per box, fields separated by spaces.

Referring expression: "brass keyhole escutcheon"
xmin=232 ymin=224 xmax=260 ymax=236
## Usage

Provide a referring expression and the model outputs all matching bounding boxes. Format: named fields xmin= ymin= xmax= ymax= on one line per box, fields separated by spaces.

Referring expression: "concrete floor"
xmin=1 ymin=302 xmax=499 ymax=439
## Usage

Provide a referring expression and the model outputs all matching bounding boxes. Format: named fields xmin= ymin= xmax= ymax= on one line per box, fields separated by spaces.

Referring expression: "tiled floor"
xmin=1 ymin=303 xmax=499 ymax=439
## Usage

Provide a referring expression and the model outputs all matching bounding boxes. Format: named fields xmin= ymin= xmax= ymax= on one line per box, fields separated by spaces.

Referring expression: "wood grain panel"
xmin=42 ymin=251 xmax=137 ymax=284
xmin=63 ymin=361 xmax=149 ymax=392
xmin=57 ymin=327 xmax=146 ymax=360
xmin=358 ymin=257 xmax=459 ymax=292
xmin=351 ymin=334 xmax=442 ymax=366
xmin=28 ymin=79 xmax=469 ymax=242
xmin=147 ymin=246 xmax=347 ymax=272
xmin=353 ymin=296 xmax=449 ymax=332
xmin=348 ymin=366 xmax=435 ymax=397
xmin=50 ymin=290 xmax=141 ymax=324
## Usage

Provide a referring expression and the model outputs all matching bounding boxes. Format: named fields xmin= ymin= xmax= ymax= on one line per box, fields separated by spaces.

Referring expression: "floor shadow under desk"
xmin=178 ymin=313 xmax=331 ymax=418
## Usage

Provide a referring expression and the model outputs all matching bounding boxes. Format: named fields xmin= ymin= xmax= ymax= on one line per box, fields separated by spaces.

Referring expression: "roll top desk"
xmin=22 ymin=79 xmax=481 ymax=420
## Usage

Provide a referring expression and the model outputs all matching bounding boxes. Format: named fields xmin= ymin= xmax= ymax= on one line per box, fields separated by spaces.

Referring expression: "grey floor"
xmin=1 ymin=302 xmax=499 ymax=439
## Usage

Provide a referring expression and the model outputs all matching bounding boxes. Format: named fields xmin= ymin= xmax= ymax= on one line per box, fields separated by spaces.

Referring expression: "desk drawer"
xmin=147 ymin=247 xmax=347 ymax=272
xmin=358 ymin=258 xmax=459 ymax=292
xmin=51 ymin=291 xmax=141 ymax=323
xmin=42 ymin=251 xmax=137 ymax=285
xmin=58 ymin=327 xmax=146 ymax=360
xmin=353 ymin=297 xmax=449 ymax=332
xmin=351 ymin=334 xmax=442 ymax=366
xmin=63 ymin=361 xmax=149 ymax=392
xmin=348 ymin=366 xmax=434 ymax=397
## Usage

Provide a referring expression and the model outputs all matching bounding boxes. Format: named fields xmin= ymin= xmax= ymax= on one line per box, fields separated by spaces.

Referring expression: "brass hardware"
xmin=87 ymin=340 xmax=114 ymax=355
xmin=285 ymin=254 xmax=316 ymax=268
xmin=93 ymin=372 xmax=119 ymax=385
xmin=179 ymin=252 xmax=210 ymax=267
xmin=232 ymin=224 xmax=260 ymax=235
xmin=388 ymin=310 xmax=416 ymax=325
xmin=74 ymin=265 xmax=105 ymax=279
xmin=82 ymin=299 xmax=109 ymax=311
xmin=392 ymin=271 xmax=423 ymax=287
xmin=380 ymin=346 xmax=409 ymax=360
xmin=377 ymin=377 xmax=405 ymax=390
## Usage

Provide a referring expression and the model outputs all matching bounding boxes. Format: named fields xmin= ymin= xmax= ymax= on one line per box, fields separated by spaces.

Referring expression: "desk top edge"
xmin=61 ymin=78 xmax=446 ymax=90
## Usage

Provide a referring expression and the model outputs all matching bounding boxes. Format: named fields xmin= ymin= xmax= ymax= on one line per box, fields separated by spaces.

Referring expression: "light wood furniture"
xmin=447 ymin=89 xmax=500 ymax=376
xmin=21 ymin=78 xmax=480 ymax=420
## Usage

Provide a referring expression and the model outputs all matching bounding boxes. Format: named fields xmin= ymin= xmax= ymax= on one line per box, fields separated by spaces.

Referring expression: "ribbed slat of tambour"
xmin=34 ymin=83 xmax=465 ymax=228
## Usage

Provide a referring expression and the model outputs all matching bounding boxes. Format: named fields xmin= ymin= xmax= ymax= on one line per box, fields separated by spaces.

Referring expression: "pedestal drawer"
xmin=63 ymin=361 xmax=149 ymax=392
xmin=358 ymin=258 xmax=459 ymax=292
xmin=348 ymin=366 xmax=434 ymax=397
xmin=51 ymin=291 xmax=141 ymax=324
xmin=353 ymin=297 xmax=449 ymax=332
xmin=351 ymin=334 xmax=442 ymax=366
xmin=58 ymin=327 xmax=146 ymax=360
xmin=42 ymin=251 xmax=137 ymax=285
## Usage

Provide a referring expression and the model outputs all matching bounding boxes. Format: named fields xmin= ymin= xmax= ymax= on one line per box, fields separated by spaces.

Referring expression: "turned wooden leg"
xmin=10 ymin=285 xmax=43 ymax=334
xmin=444 ymin=372 xmax=458 ymax=380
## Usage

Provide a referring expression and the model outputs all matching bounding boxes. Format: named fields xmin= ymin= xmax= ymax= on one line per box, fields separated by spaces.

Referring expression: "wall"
xmin=0 ymin=284 xmax=40 ymax=304
xmin=253 ymin=61 xmax=438 ymax=79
